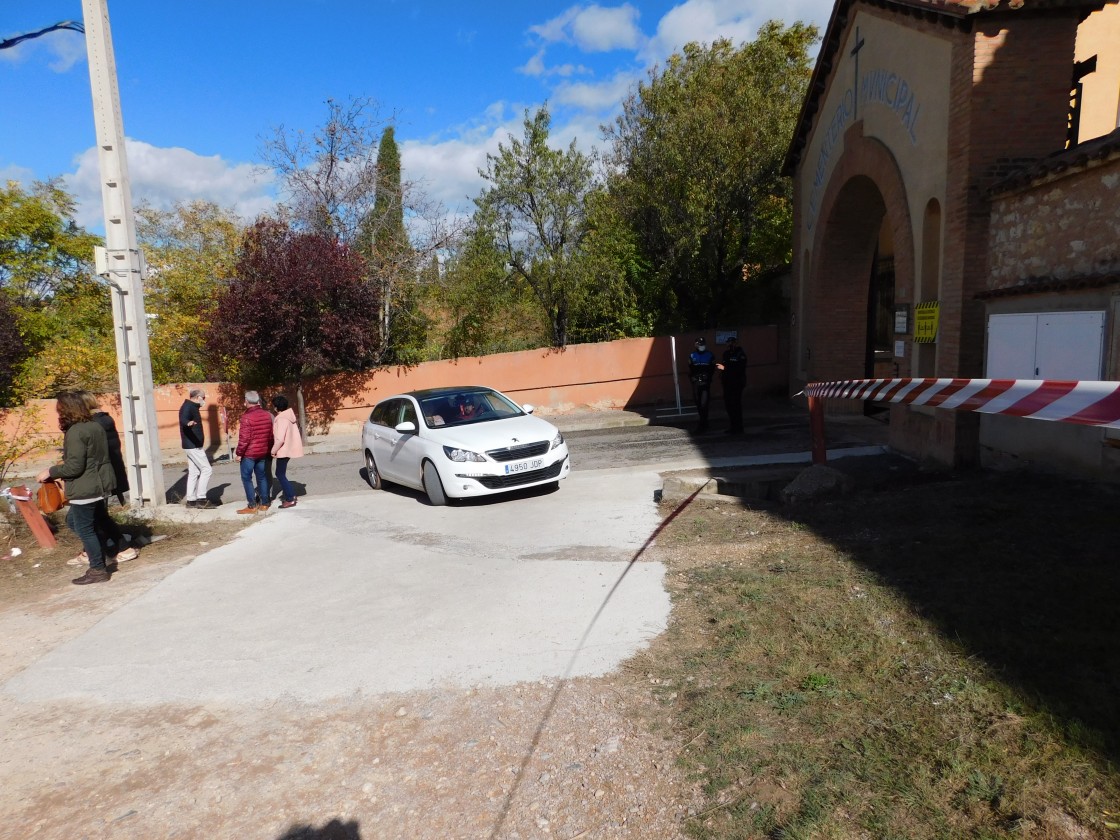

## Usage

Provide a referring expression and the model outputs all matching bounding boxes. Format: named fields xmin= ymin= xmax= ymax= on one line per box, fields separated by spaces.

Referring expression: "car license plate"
xmin=505 ymin=458 xmax=543 ymax=474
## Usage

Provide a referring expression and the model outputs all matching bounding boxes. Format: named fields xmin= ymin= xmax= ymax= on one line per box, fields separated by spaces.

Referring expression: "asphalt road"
xmin=159 ymin=416 xmax=833 ymax=507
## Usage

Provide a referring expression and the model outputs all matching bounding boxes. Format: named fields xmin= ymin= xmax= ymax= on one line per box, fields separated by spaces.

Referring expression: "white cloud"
xmin=64 ymin=139 xmax=276 ymax=229
xmin=46 ymin=31 xmax=87 ymax=73
xmin=519 ymin=48 xmax=590 ymax=79
xmin=0 ymin=28 xmax=86 ymax=73
xmin=570 ymin=5 xmax=642 ymax=51
xmin=530 ymin=4 xmax=642 ymax=52
xmin=0 ymin=164 xmax=36 ymax=187
xmin=521 ymin=48 xmax=548 ymax=77
xmin=399 ymin=103 xmax=612 ymax=224
xmin=529 ymin=7 xmax=581 ymax=44
xmin=552 ymin=70 xmax=640 ymax=113
xmin=644 ymin=0 xmax=830 ymax=63
xmin=643 ymin=0 xmax=758 ymax=63
xmin=401 ymin=119 xmax=519 ymax=216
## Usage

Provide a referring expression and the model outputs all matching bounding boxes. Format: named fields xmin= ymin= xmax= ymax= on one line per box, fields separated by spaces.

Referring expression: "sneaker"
xmin=67 ymin=550 xmax=89 ymax=567
xmin=280 ymin=499 xmax=297 ymax=509
xmin=72 ymin=568 xmax=110 ymax=585
xmin=115 ymin=547 xmax=139 ymax=562
xmin=236 ymin=506 xmax=259 ymax=515
xmin=184 ymin=499 xmax=198 ymax=508
xmin=256 ymin=503 xmax=270 ymax=512
xmin=194 ymin=499 xmax=217 ymax=510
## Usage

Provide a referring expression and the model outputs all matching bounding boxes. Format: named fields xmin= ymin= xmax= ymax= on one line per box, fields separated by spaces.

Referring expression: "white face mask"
xmin=697 ymin=344 xmax=706 ymax=352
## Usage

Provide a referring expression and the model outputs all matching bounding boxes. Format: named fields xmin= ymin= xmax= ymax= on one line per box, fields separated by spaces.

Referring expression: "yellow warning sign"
xmin=914 ymin=301 xmax=939 ymax=344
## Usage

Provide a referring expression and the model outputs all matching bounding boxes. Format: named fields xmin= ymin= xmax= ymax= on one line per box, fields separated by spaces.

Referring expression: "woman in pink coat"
xmin=270 ymin=395 xmax=305 ymax=508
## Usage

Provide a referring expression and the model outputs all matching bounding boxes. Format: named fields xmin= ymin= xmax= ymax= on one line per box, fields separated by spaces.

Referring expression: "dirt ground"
xmin=0 ymin=505 xmax=702 ymax=839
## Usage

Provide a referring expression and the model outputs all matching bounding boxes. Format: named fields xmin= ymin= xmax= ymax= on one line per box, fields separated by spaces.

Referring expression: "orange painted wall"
xmin=4 ymin=326 xmax=787 ymax=456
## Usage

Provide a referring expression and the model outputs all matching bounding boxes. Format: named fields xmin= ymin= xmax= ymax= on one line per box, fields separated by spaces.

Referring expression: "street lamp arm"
xmin=0 ymin=20 xmax=84 ymax=51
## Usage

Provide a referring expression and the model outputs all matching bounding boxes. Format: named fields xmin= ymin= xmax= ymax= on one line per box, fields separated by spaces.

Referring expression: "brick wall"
xmin=953 ymin=15 xmax=1082 ymax=376
xmin=3 ymin=326 xmax=789 ymax=461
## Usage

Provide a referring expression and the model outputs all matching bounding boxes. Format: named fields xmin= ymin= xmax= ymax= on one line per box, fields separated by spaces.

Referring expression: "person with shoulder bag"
xmin=36 ymin=390 xmax=138 ymax=585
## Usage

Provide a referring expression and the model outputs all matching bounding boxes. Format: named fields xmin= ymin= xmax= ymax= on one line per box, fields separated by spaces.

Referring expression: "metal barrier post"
xmin=808 ymin=396 xmax=827 ymax=465
xmin=7 ymin=486 xmax=57 ymax=548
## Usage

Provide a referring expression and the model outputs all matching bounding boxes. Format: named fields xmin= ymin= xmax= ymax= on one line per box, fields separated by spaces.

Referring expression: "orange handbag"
xmin=36 ymin=479 xmax=67 ymax=514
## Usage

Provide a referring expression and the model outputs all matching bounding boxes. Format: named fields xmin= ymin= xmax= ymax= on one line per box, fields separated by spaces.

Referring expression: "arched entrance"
xmin=804 ymin=130 xmax=915 ymax=417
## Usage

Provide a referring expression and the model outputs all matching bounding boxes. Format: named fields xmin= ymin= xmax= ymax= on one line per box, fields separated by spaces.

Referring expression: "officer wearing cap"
xmin=719 ymin=334 xmax=748 ymax=434
xmin=688 ymin=337 xmax=716 ymax=433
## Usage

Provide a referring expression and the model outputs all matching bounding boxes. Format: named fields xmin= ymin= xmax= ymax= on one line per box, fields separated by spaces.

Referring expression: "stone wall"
xmin=988 ymin=154 xmax=1120 ymax=286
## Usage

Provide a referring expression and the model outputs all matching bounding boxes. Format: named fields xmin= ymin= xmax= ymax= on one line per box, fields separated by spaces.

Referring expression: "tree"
xmin=0 ymin=180 xmax=113 ymax=398
xmin=261 ymin=96 xmax=386 ymax=243
xmin=263 ymin=103 xmax=454 ymax=366
xmin=570 ymin=188 xmax=651 ymax=342
xmin=361 ymin=126 xmax=427 ymax=365
xmin=206 ymin=217 xmax=379 ymax=430
xmin=136 ymin=200 xmax=242 ymax=383
xmin=475 ymin=107 xmax=599 ymax=348
xmin=16 ymin=275 xmax=117 ymax=396
xmin=0 ymin=179 xmax=101 ymax=307
xmin=436 ymin=210 xmax=548 ymax=358
xmin=604 ymin=23 xmax=818 ymax=331
xmin=0 ymin=291 xmax=25 ymax=406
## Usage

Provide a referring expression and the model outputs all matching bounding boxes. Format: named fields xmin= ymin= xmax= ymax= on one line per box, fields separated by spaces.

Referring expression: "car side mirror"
xmin=395 ymin=421 xmax=417 ymax=434
xmin=521 ymin=404 xmax=535 ymax=414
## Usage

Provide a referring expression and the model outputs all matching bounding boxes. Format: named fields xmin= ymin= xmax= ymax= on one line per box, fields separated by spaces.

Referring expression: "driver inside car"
xmin=456 ymin=394 xmax=479 ymax=420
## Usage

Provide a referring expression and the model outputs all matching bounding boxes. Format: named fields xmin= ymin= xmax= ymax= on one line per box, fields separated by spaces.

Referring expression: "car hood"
xmin=429 ymin=414 xmax=559 ymax=451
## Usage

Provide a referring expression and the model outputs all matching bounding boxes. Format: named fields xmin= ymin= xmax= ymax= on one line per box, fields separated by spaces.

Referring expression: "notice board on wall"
xmin=914 ymin=301 xmax=939 ymax=343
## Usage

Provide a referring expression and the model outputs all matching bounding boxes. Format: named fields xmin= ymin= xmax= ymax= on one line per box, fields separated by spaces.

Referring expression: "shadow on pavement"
xmin=275 ymin=818 xmax=362 ymax=839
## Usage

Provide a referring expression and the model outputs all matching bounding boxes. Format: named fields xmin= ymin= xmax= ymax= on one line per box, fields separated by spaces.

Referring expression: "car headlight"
xmin=551 ymin=431 xmax=564 ymax=450
xmin=443 ymin=445 xmax=486 ymax=463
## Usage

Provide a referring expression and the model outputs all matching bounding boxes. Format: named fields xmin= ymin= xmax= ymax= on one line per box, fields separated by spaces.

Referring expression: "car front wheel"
xmin=365 ymin=450 xmax=382 ymax=490
xmin=422 ymin=460 xmax=447 ymax=506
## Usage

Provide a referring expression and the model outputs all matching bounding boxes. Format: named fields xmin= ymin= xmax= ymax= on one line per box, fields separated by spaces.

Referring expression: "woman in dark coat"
xmin=80 ymin=391 xmax=129 ymax=505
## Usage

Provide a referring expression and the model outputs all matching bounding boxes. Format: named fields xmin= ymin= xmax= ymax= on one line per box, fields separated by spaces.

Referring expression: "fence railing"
xmin=803 ymin=378 xmax=1120 ymax=464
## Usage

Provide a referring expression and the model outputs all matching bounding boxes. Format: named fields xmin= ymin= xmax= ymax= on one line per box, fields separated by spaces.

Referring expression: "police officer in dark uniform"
xmin=719 ymin=334 xmax=748 ymax=434
xmin=688 ymin=337 xmax=716 ymax=433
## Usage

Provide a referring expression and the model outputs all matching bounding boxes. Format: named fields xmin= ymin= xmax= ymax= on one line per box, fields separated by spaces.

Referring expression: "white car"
xmin=360 ymin=386 xmax=571 ymax=505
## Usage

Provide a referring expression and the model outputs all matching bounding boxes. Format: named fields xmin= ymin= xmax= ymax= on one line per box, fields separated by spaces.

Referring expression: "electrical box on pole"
xmin=83 ymin=0 xmax=165 ymax=507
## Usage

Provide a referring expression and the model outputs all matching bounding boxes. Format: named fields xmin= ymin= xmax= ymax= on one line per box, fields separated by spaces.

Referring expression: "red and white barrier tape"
xmin=803 ymin=378 xmax=1120 ymax=429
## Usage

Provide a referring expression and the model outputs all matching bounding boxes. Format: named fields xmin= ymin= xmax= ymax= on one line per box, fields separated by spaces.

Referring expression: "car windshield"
xmin=419 ymin=389 xmax=524 ymax=428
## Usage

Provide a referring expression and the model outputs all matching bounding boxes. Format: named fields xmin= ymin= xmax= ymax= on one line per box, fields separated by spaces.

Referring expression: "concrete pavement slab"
xmin=3 ymin=469 xmax=670 ymax=705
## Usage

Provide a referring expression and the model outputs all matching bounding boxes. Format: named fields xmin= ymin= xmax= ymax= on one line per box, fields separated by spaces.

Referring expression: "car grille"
xmin=486 ymin=441 xmax=550 ymax=462
xmin=474 ymin=459 xmax=565 ymax=489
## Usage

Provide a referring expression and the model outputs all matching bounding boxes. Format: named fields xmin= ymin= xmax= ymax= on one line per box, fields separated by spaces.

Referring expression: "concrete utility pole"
xmin=82 ymin=0 xmax=164 ymax=507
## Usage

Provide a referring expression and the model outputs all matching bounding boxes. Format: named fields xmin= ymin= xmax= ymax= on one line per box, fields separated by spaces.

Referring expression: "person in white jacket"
xmin=270 ymin=395 xmax=305 ymax=508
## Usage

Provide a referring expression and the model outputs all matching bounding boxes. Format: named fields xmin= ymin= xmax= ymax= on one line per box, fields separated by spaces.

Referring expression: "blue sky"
xmin=2 ymin=1 xmax=832 ymax=231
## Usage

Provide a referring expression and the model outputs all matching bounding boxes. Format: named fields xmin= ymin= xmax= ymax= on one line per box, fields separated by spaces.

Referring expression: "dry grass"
xmin=0 ymin=503 xmax=251 ymax=606
xmin=636 ymin=468 xmax=1120 ymax=839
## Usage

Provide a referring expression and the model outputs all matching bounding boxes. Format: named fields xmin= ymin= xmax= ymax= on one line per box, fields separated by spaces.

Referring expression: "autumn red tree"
xmin=207 ymin=217 xmax=380 ymax=430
